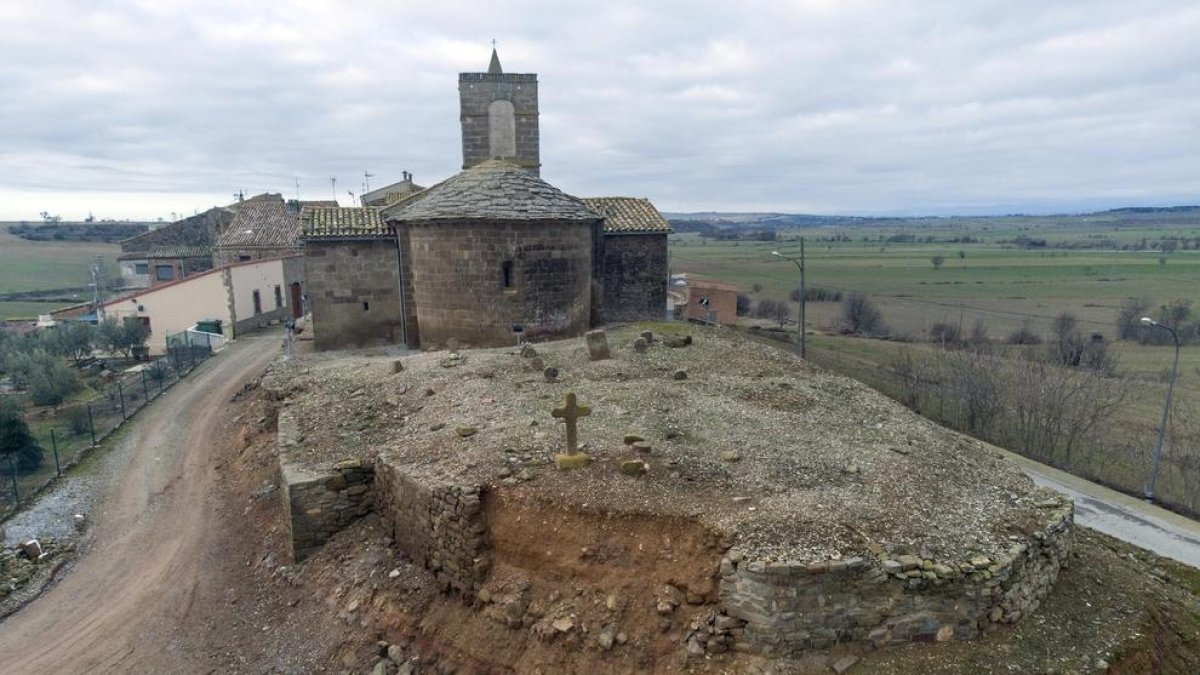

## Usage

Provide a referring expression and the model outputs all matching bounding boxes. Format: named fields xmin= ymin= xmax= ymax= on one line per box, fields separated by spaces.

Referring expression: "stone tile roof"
xmin=118 ymin=245 xmax=212 ymax=260
xmin=383 ymin=160 xmax=600 ymax=223
xmin=215 ymin=196 xmax=300 ymax=249
xmin=583 ymin=197 xmax=673 ymax=234
xmin=300 ymin=206 xmax=389 ymax=239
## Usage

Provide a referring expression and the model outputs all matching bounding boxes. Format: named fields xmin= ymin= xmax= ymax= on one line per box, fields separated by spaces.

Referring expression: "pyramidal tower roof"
xmin=383 ymin=160 xmax=599 ymax=222
xmin=487 ymin=48 xmax=503 ymax=75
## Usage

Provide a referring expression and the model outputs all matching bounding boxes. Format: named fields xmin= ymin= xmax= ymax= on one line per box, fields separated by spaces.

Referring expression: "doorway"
xmin=290 ymin=282 xmax=303 ymax=318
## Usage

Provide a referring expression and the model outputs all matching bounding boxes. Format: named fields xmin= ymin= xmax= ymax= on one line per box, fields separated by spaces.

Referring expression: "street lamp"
xmin=1140 ymin=316 xmax=1181 ymax=503
xmin=772 ymin=241 xmax=806 ymax=359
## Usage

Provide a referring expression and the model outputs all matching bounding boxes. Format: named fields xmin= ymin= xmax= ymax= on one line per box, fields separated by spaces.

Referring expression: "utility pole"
xmin=772 ymin=240 xmax=806 ymax=359
xmin=1140 ymin=316 xmax=1181 ymax=503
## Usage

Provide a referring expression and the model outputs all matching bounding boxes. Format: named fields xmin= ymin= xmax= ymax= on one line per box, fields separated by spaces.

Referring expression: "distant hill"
xmin=664 ymin=205 xmax=1200 ymax=232
xmin=3 ymin=221 xmax=154 ymax=243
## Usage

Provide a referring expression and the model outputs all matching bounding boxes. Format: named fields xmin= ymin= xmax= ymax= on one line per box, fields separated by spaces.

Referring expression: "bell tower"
xmin=459 ymin=48 xmax=540 ymax=175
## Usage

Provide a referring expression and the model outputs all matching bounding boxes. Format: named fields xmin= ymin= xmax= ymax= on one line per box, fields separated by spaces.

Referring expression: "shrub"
xmin=736 ymin=293 xmax=752 ymax=316
xmin=839 ymin=293 xmax=886 ymax=336
xmin=1006 ymin=321 xmax=1043 ymax=345
xmin=0 ymin=400 xmax=44 ymax=474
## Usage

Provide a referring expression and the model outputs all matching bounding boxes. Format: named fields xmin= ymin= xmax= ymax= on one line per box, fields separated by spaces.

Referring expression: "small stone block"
xmin=554 ymin=453 xmax=590 ymax=470
xmin=623 ymin=434 xmax=645 ymax=445
xmin=631 ymin=440 xmax=652 ymax=453
xmin=619 ymin=460 xmax=647 ymax=476
xmin=673 ymin=369 xmax=688 ymax=381
xmin=456 ymin=427 xmax=478 ymax=437
xmin=543 ymin=366 xmax=559 ymax=383
xmin=633 ymin=337 xmax=648 ymax=353
xmin=832 ymin=655 xmax=860 ymax=673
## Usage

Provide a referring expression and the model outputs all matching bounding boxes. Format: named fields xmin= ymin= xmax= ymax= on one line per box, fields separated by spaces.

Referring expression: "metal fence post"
xmin=50 ymin=428 xmax=62 ymax=476
xmin=118 ymin=381 xmax=127 ymax=419
xmin=7 ymin=453 xmax=18 ymax=505
xmin=88 ymin=404 xmax=97 ymax=447
xmin=142 ymin=368 xmax=150 ymax=401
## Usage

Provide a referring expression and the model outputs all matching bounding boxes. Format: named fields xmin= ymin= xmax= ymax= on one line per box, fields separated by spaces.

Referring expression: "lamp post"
xmin=772 ymin=240 xmax=806 ymax=359
xmin=1140 ymin=316 xmax=1181 ymax=503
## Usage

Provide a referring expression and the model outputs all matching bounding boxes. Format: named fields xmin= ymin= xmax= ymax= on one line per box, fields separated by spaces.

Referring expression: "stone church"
xmin=301 ymin=50 xmax=671 ymax=351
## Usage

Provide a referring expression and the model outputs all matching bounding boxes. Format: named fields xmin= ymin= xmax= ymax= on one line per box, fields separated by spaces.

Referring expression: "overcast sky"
xmin=1 ymin=0 xmax=1198 ymax=220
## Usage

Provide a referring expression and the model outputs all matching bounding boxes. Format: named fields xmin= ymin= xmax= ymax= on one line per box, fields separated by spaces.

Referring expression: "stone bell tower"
xmin=459 ymin=48 xmax=540 ymax=176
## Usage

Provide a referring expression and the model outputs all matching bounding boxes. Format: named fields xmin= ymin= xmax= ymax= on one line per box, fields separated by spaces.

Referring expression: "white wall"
xmin=228 ymin=258 xmax=286 ymax=325
xmin=102 ymin=270 xmax=229 ymax=354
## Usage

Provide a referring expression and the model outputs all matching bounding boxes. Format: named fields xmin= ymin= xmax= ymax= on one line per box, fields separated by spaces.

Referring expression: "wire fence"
xmin=0 ymin=339 xmax=214 ymax=519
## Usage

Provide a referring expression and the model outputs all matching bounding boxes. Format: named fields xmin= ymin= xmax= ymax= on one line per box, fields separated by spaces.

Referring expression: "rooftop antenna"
xmin=347 ymin=190 xmax=356 ymax=204
xmin=233 ymin=189 xmax=245 ymax=202
xmin=363 ymin=170 xmax=374 ymax=194
xmin=295 ymin=177 xmax=301 ymax=202
xmin=330 ymin=176 xmax=337 ymax=201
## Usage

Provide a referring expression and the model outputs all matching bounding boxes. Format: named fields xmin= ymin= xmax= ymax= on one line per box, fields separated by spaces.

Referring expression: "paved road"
xmin=996 ymin=446 xmax=1200 ymax=568
xmin=0 ymin=334 xmax=280 ymax=673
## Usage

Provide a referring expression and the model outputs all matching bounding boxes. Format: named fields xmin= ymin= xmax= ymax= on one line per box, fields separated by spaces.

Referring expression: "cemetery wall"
xmin=280 ymin=459 xmax=375 ymax=562
xmin=373 ymin=462 xmax=488 ymax=596
xmin=714 ymin=501 xmax=1074 ymax=656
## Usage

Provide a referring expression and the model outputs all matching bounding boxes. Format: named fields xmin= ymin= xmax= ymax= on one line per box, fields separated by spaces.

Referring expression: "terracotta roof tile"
xmin=583 ymin=197 xmax=673 ymax=234
xmin=215 ymin=196 xmax=300 ymax=249
xmin=300 ymin=206 xmax=389 ymax=239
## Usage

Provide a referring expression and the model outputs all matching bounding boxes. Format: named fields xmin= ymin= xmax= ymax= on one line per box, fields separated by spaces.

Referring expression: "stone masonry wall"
xmin=374 ymin=461 xmax=488 ymax=597
xmin=459 ymin=72 xmax=539 ymax=175
xmin=281 ymin=460 xmax=375 ymax=562
xmin=714 ymin=501 xmax=1073 ymax=656
xmin=305 ymin=239 xmax=403 ymax=350
xmin=405 ymin=220 xmax=593 ymax=348
xmin=601 ymin=233 xmax=668 ymax=322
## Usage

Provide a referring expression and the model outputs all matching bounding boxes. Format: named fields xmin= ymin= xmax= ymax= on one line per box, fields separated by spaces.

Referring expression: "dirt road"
xmin=0 ymin=335 xmax=281 ymax=673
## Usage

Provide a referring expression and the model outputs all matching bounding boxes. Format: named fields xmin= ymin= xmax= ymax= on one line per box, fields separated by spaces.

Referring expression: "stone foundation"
xmin=277 ymin=408 xmax=376 ymax=562
xmin=281 ymin=460 xmax=376 ymax=562
xmin=374 ymin=462 xmax=488 ymax=596
xmin=717 ymin=501 xmax=1074 ymax=655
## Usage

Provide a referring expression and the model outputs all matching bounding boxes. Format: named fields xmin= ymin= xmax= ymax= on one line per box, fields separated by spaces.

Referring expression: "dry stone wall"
xmin=277 ymin=408 xmax=375 ymax=562
xmin=374 ymin=461 xmax=489 ymax=596
xmin=716 ymin=501 xmax=1074 ymax=656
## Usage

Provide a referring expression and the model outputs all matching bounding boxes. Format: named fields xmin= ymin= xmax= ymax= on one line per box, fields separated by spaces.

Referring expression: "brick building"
xmin=302 ymin=50 xmax=671 ymax=350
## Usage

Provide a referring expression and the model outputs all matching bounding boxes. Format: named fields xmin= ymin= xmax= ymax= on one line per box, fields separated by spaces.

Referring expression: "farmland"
xmin=0 ymin=226 xmax=118 ymax=319
xmin=669 ymin=210 xmax=1200 ymax=513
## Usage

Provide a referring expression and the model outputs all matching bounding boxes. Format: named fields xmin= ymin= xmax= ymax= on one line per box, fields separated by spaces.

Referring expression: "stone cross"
xmin=552 ymin=392 xmax=591 ymax=455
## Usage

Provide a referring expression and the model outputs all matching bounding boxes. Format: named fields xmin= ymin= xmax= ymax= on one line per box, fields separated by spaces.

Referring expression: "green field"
xmin=671 ymin=215 xmax=1200 ymax=513
xmin=0 ymin=227 xmax=118 ymax=295
xmin=670 ymin=221 xmax=1200 ymax=338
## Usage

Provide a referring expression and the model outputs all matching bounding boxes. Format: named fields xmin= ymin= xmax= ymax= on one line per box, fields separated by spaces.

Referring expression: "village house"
xmin=99 ymin=256 xmax=305 ymax=354
xmin=212 ymin=194 xmax=337 ymax=266
xmin=301 ymin=50 xmax=671 ymax=350
xmin=116 ymin=206 xmax=232 ymax=289
xmin=674 ymin=274 xmax=740 ymax=326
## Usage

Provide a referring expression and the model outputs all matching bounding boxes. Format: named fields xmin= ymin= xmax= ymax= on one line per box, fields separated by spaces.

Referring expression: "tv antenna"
xmin=363 ymin=170 xmax=374 ymax=194
xmin=330 ymin=177 xmax=337 ymax=201
xmin=233 ymin=189 xmax=245 ymax=202
xmin=294 ymin=177 xmax=300 ymax=202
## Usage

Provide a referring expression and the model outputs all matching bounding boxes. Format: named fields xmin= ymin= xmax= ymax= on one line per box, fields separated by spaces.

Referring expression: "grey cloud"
xmin=0 ymin=0 xmax=1197 ymax=219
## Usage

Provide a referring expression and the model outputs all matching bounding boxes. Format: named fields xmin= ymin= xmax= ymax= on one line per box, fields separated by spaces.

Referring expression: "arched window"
xmin=488 ymin=99 xmax=517 ymax=159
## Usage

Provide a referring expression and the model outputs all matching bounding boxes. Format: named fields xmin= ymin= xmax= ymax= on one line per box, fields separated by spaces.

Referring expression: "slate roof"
xmin=383 ymin=160 xmax=600 ymax=223
xmin=583 ymin=197 xmax=673 ymax=234
xmin=361 ymin=178 xmax=425 ymax=207
xmin=300 ymin=206 xmax=389 ymax=239
xmin=118 ymin=245 xmax=212 ymax=260
xmin=215 ymin=196 xmax=300 ymax=249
